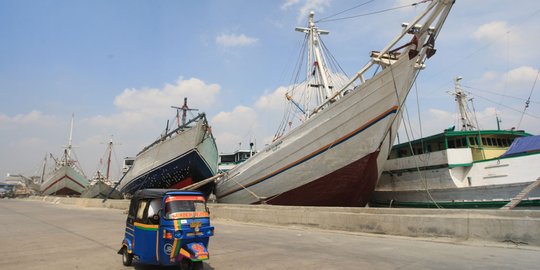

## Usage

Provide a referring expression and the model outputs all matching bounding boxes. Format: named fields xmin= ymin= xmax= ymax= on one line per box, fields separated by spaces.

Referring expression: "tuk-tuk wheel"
xmin=192 ymin=261 xmax=203 ymax=270
xmin=122 ymin=247 xmax=133 ymax=266
xmin=180 ymin=259 xmax=203 ymax=270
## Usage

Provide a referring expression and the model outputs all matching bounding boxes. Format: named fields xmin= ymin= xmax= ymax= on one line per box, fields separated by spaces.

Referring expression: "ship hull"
xmin=41 ymin=166 xmax=89 ymax=196
xmin=267 ymin=151 xmax=380 ymax=206
xmin=120 ymin=149 xmax=216 ymax=195
xmin=119 ymin=117 xmax=218 ymax=196
xmin=371 ymin=182 xmax=540 ymax=208
xmin=81 ymin=181 xmax=122 ymax=199
xmin=372 ymin=150 xmax=540 ymax=208
xmin=216 ymin=53 xmax=418 ymax=206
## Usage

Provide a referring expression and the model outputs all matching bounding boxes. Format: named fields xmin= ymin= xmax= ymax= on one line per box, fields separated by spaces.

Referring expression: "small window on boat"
xmin=497 ymin=138 xmax=503 ymax=147
xmin=448 ymin=139 xmax=455 ymax=148
xmin=481 ymin=137 xmax=487 ymax=146
xmin=398 ymin=148 xmax=408 ymax=157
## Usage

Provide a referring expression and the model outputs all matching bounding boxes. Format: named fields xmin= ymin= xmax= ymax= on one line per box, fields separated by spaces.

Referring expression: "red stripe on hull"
xmin=51 ymin=187 xmax=81 ymax=196
xmin=266 ymin=151 xmax=380 ymax=207
xmin=42 ymin=174 xmax=85 ymax=194
xmin=169 ymin=177 xmax=193 ymax=189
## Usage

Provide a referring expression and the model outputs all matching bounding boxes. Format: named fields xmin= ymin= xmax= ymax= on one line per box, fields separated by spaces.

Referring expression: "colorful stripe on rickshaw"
xmin=170 ymin=219 xmax=182 ymax=262
xmin=134 ymin=222 xmax=158 ymax=231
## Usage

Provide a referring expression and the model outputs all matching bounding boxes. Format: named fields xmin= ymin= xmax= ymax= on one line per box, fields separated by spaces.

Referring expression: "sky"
xmin=1 ymin=0 xmax=539 ymax=182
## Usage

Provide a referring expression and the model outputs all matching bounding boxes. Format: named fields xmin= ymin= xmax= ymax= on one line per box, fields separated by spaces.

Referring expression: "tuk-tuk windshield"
xmin=164 ymin=195 xmax=208 ymax=219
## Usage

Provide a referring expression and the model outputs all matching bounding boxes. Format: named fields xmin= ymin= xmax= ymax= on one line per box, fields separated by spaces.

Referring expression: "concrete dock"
xmin=28 ymin=196 xmax=540 ymax=246
xmin=1 ymin=198 xmax=539 ymax=269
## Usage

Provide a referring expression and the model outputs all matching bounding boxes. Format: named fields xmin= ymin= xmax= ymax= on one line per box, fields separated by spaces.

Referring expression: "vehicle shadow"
xmin=133 ymin=262 xmax=215 ymax=270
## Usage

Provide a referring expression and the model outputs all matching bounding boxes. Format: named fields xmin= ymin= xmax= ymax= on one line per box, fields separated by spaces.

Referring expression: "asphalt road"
xmin=0 ymin=199 xmax=539 ymax=270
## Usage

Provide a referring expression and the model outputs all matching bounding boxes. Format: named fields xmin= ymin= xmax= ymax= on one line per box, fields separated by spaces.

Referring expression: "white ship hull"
xmin=215 ymin=0 xmax=454 ymax=206
xmin=216 ymin=57 xmax=418 ymax=206
xmin=41 ymin=165 xmax=89 ymax=196
xmin=81 ymin=180 xmax=122 ymax=199
xmin=373 ymin=148 xmax=540 ymax=207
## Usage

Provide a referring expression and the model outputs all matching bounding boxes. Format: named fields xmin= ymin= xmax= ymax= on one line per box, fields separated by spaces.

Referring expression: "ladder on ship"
xmin=500 ymin=176 xmax=540 ymax=210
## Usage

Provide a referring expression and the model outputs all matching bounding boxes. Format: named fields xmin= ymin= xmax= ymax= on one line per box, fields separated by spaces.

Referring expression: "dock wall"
xmin=28 ymin=196 xmax=540 ymax=246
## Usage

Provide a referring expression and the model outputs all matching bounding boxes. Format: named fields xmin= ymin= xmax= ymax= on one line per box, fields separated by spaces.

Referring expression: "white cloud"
xmin=280 ymin=0 xmax=332 ymax=23
xmin=281 ymin=0 xmax=301 ymax=10
xmin=472 ymin=21 xmax=511 ymax=42
xmin=471 ymin=20 xmax=539 ymax=62
xmin=215 ymin=33 xmax=258 ymax=47
xmin=210 ymin=84 xmax=298 ymax=153
xmin=255 ymin=86 xmax=288 ymax=110
xmin=0 ymin=110 xmax=57 ymax=128
xmin=81 ymin=77 xmax=222 ymax=177
xmin=471 ymin=66 xmax=539 ymax=97
xmin=298 ymin=0 xmax=331 ymax=23
xmin=213 ymin=105 xmax=258 ymax=128
xmin=506 ymin=66 xmax=539 ymax=85
xmin=400 ymin=106 xmax=504 ymax=141
xmin=211 ymin=105 xmax=260 ymax=153
xmin=114 ymin=77 xmax=219 ymax=115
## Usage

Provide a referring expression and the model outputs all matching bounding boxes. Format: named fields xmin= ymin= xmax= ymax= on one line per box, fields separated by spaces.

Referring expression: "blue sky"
xmin=1 ymin=0 xmax=540 ymax=181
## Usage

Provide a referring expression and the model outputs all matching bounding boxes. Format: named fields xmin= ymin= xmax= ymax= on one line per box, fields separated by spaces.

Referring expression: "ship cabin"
xmin=218 ymin=149 xmax=256 ymax=173
xmin=388 ymin=128 xmax=531 ymax=162
xmin=122 ymin=157 xmax=135 ymax=174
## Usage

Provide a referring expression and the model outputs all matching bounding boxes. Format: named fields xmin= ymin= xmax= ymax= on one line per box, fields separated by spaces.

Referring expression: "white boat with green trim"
xmin=372 ymin=78 xmax=540 ymax=208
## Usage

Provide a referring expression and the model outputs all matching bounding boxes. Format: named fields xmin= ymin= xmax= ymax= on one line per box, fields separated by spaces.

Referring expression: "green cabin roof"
xmin=392 ymin=129 xmax=531 ymax=149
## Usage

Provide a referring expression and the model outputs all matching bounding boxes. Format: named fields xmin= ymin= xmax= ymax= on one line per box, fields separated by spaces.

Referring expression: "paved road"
xmin=0 ymin=199 xmax=539 ymax=269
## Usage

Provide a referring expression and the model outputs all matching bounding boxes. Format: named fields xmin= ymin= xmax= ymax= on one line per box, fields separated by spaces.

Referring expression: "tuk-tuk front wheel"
xmin=181 ymin=258 xmax=203 ymax=270
xmin=122 ymin=247 xmax=133 ymax=266
xmin=192 ymin=261 xmax=203 ymax=270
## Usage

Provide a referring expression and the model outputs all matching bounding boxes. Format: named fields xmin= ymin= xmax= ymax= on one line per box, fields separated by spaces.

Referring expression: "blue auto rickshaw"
xmin=119 ymin=189 xmax=214 ymax=269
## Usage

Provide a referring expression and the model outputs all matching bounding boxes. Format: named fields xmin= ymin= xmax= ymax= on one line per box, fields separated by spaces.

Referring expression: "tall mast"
xmin=66 ymin=114 xmax=75 ymax=161
xmin=105 ymin=138 xmax=113 ymax=180
xmin=295 ymin=11 xmax=332 ymax=117
xmin=453 ymin=77 xmax=476 ymax=131
xmin=40 ymin=152 xmax=47 ymax=184
xmin=171 ymin=97 xmax=198 ymax=127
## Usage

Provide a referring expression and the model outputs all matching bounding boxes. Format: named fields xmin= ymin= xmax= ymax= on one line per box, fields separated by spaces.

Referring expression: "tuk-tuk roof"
xmin=128 ymin=189 xmax=205 ymax=217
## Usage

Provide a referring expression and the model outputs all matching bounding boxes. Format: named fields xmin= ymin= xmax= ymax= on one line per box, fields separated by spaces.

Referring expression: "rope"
xmin=462 ymin=85 xmax=540 ymax=105
xmin=424 ymin=7 xmax=540 ymax=87
xmin=466 ymin=91 xmax=540 ymax=121
xmin=517 ymin=68 xmax=540 ymax=129
xmin=227 ymin=172 xmax=266 ymax=202
xmin=402 ymin=102 xmax=441 ymax=209
xmin=317 ymin=0 xmax=431 ymax=23
xmin=387 ymin=54 xmax=441 ymax=208
xmin=315 ymin=0 xmax=376 ymax=23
